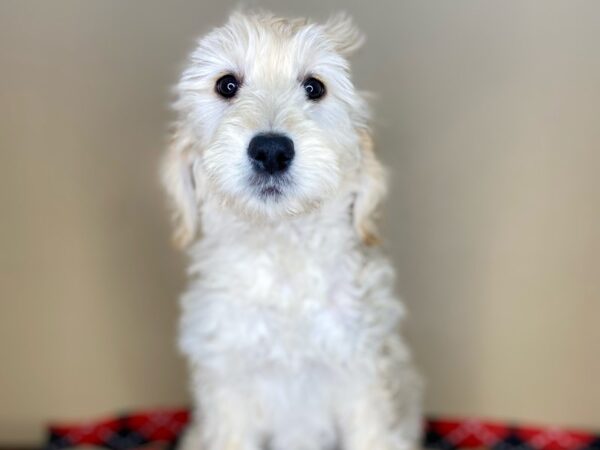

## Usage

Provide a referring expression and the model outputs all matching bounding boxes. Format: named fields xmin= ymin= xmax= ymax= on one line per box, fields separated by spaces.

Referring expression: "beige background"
xmin=1 ymin=0 xmax=599 ymax=445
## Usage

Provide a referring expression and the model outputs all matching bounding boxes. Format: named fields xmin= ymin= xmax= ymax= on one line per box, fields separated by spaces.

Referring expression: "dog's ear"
xmin=353 ymin=129 xmax=387 ymax=246
xmin=323 ymin=13 xmax=365 ymax=56
xmin=161 ymin=124 xmax=201 ymax=248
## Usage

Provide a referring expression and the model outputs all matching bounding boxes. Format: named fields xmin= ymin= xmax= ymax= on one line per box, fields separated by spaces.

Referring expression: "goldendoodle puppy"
xmin=162 ymin=11 xmax=422 ymax=450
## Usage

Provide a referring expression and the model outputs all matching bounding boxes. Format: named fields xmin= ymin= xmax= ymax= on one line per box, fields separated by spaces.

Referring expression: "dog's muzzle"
xmin=248 ymin=133 xmax=295 ymax=176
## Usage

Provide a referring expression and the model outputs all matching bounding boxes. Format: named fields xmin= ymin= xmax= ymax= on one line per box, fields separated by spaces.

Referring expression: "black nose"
xmin=247 ymin=133 xmax=295 ymax=175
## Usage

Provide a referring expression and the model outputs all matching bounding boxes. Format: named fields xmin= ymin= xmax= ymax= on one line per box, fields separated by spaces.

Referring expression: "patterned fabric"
xmin=45 ymin=409 xmax=600 ymax=450
xmin=46 ymin=409 xmax=189 ymax=450
xmin=425 ymin=418 xmax=600 ymax=450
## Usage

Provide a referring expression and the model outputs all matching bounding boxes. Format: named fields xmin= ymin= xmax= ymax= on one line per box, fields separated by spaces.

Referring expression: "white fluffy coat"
xmin=162 ymin=12 xmax=422 ymax=450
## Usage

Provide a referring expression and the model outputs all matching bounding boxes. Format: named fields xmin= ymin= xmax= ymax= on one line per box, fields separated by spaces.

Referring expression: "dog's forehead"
xmin=245 ymin=36 xmax=321 ymax=82
xmin=203 ymin=17 xmax=340 ymax=81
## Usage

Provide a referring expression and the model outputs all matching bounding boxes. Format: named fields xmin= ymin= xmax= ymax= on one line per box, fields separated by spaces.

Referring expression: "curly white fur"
xmin=162 ymin=11 xmax=422 ymax=450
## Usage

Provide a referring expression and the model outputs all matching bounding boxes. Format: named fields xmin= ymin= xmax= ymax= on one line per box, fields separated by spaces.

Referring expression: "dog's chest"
xmin=180 ymin=232 xmax=368 ymax=370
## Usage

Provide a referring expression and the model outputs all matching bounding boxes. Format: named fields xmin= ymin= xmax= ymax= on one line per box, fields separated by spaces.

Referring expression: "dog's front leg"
xmin=338 ymin=366 xmax=423 ymax=450
xmin=179 ymin=384 xmax=263 ymax=450
xmin=178 ymin=421 xmax=258 ymax=450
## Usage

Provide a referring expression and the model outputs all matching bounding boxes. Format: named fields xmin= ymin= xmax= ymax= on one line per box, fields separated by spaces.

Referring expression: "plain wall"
xmin=1 ymin=0 xmax=599 ymax=445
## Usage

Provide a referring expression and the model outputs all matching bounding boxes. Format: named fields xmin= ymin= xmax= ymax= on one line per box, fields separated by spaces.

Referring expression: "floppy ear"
xmin=161 ymin=124 xmax=201 ymax=248
xmin=353 ymin=129 xmax=387 ymax=246
xmin=323 ymin=13 xmax=365 ymax=56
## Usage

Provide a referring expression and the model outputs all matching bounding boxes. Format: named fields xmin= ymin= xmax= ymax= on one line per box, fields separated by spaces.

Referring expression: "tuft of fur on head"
xmin=162 ymin=11 xmax=385 ymax=247
xmin=322 ymin=13 xmax=366 ymax=56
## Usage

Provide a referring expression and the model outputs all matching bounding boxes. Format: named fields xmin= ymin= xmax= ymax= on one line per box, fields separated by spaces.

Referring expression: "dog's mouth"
xmin=260 ymin=186 xmax=282 ymax=197
xmin=248 ymin=173 xmax=291 ymax=201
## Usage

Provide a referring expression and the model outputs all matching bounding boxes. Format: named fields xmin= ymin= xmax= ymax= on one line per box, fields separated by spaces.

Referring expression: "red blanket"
xmin=46 ymin=408 xmax=600 ymax=450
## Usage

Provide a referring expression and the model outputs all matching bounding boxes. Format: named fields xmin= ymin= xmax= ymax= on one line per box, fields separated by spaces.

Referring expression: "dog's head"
xmin=163 ymin=12 xmax=385 ymax=246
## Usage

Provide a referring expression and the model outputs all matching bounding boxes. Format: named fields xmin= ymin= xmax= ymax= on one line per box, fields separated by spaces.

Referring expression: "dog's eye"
xmin=215 ymin=74 xmax=239 ymax=99
xmin=303 ymin=77 xmax=326 ymax=100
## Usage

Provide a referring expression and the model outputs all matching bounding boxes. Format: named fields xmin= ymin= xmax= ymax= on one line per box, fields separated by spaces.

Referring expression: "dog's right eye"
xmin=215 ymin=74 xmax=239 ymax=99
xmin=303 ymin=77 xmax=326 ymax=101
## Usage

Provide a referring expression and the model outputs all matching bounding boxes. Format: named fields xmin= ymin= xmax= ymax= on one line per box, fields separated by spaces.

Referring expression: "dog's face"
xmin=163 ymin=13 xmax=384 ymax=246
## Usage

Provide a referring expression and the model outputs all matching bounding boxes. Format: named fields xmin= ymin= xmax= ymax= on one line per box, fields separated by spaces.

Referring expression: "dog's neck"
xmin=185 ymin=190 xmax=368 ymax=310
xmin=188 ymin=190 xmax=362 ymax=272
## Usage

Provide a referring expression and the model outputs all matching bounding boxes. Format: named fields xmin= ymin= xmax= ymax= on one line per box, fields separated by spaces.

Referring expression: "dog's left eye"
xmin=215 ymin=74 xmax=240 ymax=99
xmin=303 ymin=77 xmax=326 ymax=100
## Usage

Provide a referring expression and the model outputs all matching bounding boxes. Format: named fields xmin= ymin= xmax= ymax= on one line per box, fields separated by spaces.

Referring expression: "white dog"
xmin=162 ymin=11 xmax=422 ymax=450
